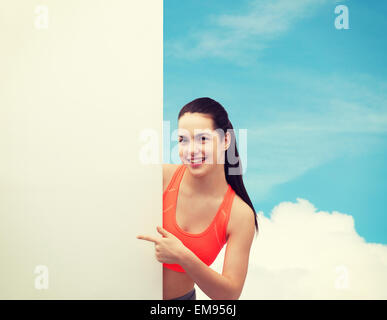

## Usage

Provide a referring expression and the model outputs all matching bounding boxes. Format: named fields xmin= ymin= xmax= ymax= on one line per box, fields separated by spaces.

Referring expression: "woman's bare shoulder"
xmin=162 ymin=163 xmax=180 ymax=193
xmin=226 ymin=194 xmax=256 ymax=240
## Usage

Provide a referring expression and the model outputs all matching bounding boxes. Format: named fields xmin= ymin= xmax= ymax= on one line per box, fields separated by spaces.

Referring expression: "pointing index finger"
xmin=136 ymin=235 xmax=159 ymax=244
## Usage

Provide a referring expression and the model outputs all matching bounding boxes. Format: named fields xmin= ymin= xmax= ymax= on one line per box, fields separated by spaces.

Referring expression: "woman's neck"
xmin=183 ymin=164 xmax=229 ymax=197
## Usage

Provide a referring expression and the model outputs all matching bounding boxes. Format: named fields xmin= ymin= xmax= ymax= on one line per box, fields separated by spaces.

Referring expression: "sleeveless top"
xmin=163 ymin=164 xmax=236 ymax=273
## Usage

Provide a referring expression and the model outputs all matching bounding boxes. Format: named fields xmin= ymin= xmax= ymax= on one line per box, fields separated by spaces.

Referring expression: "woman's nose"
xmin=188 ymin=141 xmax=202 ymax=155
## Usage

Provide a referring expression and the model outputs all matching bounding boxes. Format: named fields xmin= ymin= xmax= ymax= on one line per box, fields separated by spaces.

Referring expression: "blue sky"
xmin=163 ymin=0 xmax=387 ymax=244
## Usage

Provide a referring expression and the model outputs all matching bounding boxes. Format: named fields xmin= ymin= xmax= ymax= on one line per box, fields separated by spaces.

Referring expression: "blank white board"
xmin=0 ymin=0 xmax=162 ymax=299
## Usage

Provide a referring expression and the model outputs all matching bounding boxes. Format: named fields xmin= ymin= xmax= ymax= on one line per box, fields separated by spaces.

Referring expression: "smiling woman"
xmin=137 ymin=97 xmax=258 ymax=300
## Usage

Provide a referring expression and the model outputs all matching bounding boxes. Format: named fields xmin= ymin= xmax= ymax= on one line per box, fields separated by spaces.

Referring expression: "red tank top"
xmin=163 ymin=164 xmax=236 ymax=273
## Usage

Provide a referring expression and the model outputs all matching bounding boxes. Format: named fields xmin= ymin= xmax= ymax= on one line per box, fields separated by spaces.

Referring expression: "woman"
xmin=137 ymin=97 xmax=258 ymax=300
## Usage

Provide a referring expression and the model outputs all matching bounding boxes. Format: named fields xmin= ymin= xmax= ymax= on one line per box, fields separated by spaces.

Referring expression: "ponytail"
xmin=224 ymin=121 xmax=259 ymax=234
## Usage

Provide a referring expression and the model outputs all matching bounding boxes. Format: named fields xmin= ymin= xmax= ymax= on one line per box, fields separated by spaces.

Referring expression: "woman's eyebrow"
xmin=178 ymin=132 xmax=211 ymax=138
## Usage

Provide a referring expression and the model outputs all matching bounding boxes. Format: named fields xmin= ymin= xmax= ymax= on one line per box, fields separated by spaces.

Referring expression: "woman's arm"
xmin=178 ymin=204 xmax=256 ymax=300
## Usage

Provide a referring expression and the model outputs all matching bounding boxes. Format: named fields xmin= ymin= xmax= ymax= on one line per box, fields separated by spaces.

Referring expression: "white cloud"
xmin=166 ymin=0 xmax=331 ymax=64
xmin=196 ymin=198 xmax=387 ymax=299
xmin=216 ymin=0 xmax=326 ymax=36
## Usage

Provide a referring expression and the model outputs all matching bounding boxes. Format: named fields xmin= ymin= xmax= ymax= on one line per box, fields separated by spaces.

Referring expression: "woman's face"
xmin=178 ymin=112 xmax=229 ymax=176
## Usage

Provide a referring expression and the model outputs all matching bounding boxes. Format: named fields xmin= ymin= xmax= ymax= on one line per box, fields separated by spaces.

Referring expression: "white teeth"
xmin=190 ymin=157 xmax=206 ymax=163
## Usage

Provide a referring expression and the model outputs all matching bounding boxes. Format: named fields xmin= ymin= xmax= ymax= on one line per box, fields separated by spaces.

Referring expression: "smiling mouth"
xmin=188 ymin=156 xmax=207 ymax=164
